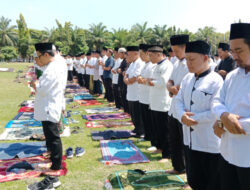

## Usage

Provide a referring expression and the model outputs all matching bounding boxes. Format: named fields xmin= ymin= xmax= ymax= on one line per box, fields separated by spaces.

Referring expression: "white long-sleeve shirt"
xmin=212 ymin=67 xmax=250 ymax=167
xmin=149 ymin=58 xmax=173 ymax=112
xmin=168 ymin=58 xmax=189 ymax=117
xmin=34 ymin=57 xmax=67 ymax=123
xmin=126 ymin=58 xmax=145 ymax=101
xmin=112 ymin=58 xmax=122 ymax=84
xmin=175 ymin=70 xmax=223 ymax=153
xmin=138 ymin=62 xmax=156 ymax=105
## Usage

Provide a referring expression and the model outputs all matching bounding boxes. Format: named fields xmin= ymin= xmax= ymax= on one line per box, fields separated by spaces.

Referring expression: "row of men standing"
xmin=62 ymin=23 xmax=249 ymax=190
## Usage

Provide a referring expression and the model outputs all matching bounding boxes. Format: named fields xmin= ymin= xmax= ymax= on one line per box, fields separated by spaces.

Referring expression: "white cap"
xmin=118 ymin=47 xmax=127 ymax=53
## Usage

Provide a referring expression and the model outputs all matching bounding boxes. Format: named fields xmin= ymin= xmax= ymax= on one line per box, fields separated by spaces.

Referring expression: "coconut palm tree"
xmin=88 ymin=22 xmax=108 ymax=50
xmin=0 ymin=16 xmax=17 ymax=46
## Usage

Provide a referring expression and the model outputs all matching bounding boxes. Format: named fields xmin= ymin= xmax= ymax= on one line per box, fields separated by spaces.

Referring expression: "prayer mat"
xmin=75 ymin=99 xmax=103 ymax=106
xmin=13 ymin=112 xmax=34 ymax=120
xmin=91 ymin=130 xmax=133 ymax=141
xmin=0 ymin=68 xmax=14 ymax=72
xmin=85 ymin=107 xmax=120 ymax=114
xmin=100 ymin=140 xmax=149 ymax=165
xmin=19 ymin=100 xmax=34 ymax=107
xmin=73 ymin=94 xmax=94 ymax=100
xmin=0 ymin=127 xmax=43 ymax=140
xmin=82 ymin=113 xmax=130 ymax=121
xmin=85 ymin=121 xmax=134 ymax=128
xmin=0 ymin=142 xmax=47 ymax=160
xmin=105 ymin=169 xmax=185 ymax=190
xmin=18 ymin=106 xmax=34 ymax=113
xmin=66 ymin=84 xmax=80 ymax=89
xmin=5 ymin=120 xmax=42 ymax=128
xmin=65 ymin=89 xmax=89 ymax=94
xmin=0 ymin=155 xmax=67 ymax=183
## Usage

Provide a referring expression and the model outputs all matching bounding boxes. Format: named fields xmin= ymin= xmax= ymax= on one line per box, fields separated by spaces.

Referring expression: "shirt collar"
xmin=195 ymin=68 xmax=211 ymax=79
xmin=157 ymin=58 xmax=167 ymax=65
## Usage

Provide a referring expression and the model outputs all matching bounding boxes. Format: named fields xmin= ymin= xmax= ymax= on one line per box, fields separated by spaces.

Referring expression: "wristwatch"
xmin=217 ymin=120 xmax=224 ymax=129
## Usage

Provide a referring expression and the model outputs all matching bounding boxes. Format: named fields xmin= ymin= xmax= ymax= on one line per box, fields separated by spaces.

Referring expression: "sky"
xmin=1 ymin=0 xmax=250 ymax=33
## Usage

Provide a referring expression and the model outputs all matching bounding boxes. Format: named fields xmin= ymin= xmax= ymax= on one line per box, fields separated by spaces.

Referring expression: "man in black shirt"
xmin=215 ymin=42 xmax=236 ymax=79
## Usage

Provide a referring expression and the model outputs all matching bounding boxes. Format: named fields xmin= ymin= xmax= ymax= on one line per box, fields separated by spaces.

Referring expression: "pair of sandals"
xmin=71 ymin=126 xmax=84 ymax=134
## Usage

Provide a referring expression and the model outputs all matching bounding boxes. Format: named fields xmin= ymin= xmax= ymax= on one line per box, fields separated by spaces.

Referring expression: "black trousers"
xmin=103 ymin=78 xmax=114 ymax=102
xmin=121 ymin=85 xmax=129 ymax=113
xmin=184 ymin=146 xmax=220 ymax=190
xmin=168 ymin=115 xmax=185 ymax=172
xmin=128 ymin=101 xmax=144 ymax=136
xmin=73 ymin=67 xmax=77 ymax=77
xmin=93 ymin=80 xmax=103 ymax=94
xmin=139 ymin=103 xmax=151 ymax=141
xmin=220 ymin=156 xmax=250 ymax=190
xmin=42 ymin=121 xmax=62 ymax=170
xmin=150 ymin=110 xmax=170 ymax=158
xmin=85 ymin=74 xmax=90 ymax=89
xmin=77 ymin=73 xmax=83 ymax=87
xmin=67 ymin=70 xmax=73 ymax=81
xmin=112 ymin=84 xmax=122 ymax=109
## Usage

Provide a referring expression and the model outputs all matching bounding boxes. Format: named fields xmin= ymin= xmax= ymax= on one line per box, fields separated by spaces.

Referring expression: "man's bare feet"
xmin=158 ymin=158 xmax=169 ymax=163
xmin=166 ymin=169 xmax=186 ymax=175
xmin=152 ymin=149 xmax=162 ymax=154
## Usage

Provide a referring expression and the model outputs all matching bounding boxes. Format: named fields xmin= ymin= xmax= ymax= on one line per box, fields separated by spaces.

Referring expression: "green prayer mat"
xmin=105 ymin=170 xmax=185 ymax=190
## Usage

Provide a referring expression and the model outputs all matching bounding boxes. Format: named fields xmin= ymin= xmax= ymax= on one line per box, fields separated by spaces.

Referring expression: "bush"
xmin=0 ymin=46 xmax=18 ymax=62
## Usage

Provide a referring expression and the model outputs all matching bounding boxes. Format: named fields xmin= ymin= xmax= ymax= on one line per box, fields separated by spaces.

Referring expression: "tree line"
xmin=0 ymin=13 xmax=230 ymax=62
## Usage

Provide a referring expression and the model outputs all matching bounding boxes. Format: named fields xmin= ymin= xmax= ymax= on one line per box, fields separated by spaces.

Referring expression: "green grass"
xmin=0 ymin=62 xmax=188 ymax=190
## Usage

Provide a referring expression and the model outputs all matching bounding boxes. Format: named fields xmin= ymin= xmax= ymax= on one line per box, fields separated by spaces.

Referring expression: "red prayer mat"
xmin=0 ymin=156 xmax=67 ymax=183
xmin=75 ymin=100 xmax=103 ymax=106
xmin=18 ymin=107 xmax=34 ymax=113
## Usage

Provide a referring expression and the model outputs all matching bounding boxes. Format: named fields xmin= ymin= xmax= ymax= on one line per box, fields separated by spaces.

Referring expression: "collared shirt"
xmin=79 ymin=57 xmax=87 ymax=74
xmin=215 ymin=55 xmax=236 ymax=75
xmin=66 ymin=58 xmax=73 ymax=71
xmin=99 ymin=55 xmax=108 ymax=76
xmin=138 ymin=62 xmax=156 ymax=104
xmin=126 ymin=58 xmax=145 ymax=101
xmin=149 ymin=59 xmax=173 ymax=112
xmin=112 ymin=58 xmax=123 ymax=84
xmin=94 ymin=57 xmax=102 ymax=81
xmin=103 ymin=56 xmax=115 ymax=79
xmin=34 ymin=57 xmax=67 ymax=123
xmin=170 ymin=56 xmax=178 ymax=64
xmin=175 ymin=70 xmax=223 ymax=153
xmin=212 ymin=67 xmax=250 ymax=167
xmin=168 ymin=58 xmax=189 ymax=117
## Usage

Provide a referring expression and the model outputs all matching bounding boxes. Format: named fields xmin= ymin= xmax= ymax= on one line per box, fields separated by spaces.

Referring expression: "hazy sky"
xmin=1 ymin=0 xmax=250 ymax=33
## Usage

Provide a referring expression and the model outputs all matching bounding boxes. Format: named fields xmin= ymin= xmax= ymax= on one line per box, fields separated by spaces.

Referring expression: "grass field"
xmin=0 ymin=62 xmax=188 ymax=190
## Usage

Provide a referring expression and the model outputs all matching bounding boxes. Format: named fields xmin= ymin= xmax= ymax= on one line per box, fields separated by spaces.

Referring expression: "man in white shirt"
xmin=168 ymin=48 xmax=178 ymax=64
xmin=138 ymin=44 xmax=156 ymax=142
xmin=79 ymin=53 xmax=87 ymax=87
xmin=66 ymin=54 xmax=73 ymax=82
xmin=124 ymin=46 xmax=145 ymax=137
xmin=175 ymin=40 xmax=223 ymax=190
xmin=166 ymin=34 xmax=189 ymax=174
xmin=93 ymin=50 xmax=103 ymax=95
xmin=147 ymin=45 xmax=173 ymax=162
xmin=85 ymin=52 xmax=92 ymax=89
xmin=99 ymin=47 xmax=108 ymax=98
xmin=212 ymin=23 xmax=250 ymax=190
xmin=28 ymin=43 xmax=67 ymax=190
xmin=112 ymin=47 xmax=123 ymax=109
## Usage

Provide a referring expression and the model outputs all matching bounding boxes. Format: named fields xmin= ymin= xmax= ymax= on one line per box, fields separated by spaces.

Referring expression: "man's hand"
xmin=181 ymin=112 xmax=198 ymax=126
xmin=31 ymin=80 xmax=38 ymax=91
xmin=169 ymin=86 xmax=179 ymax=95
xmin=213 ymin=120 xmax=226 ymax=138
xmin=138 ymin=76 xmax=143 ymax=84
xmin=218 ymin=70 xmax=227 ymax=77
xmin=117 ymin=68 xmax=122 ymax=74
xmin=112 ymin=69 xmax=116 ymax=74
xmin=220 ymin=112 xmax=245 ymax=134
xmin=147 ymin=79 xmax=154 ymax=86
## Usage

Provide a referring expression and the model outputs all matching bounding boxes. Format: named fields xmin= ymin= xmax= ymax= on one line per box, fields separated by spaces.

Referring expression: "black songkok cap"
xmin=102 ymin=47 xmax=108 ymax=51
xmin=168 ymin=48 xmax=173 ymax=52
xmin=185 ymin=40 xmax=211 ymax=55
xmin=218 ymin=43 xmax=230 ymax=51
xmin=230 ymin=23 xmax=250 ymax=40
xmin=35 ymin=43 xmax=55 ymax=52
xmin=126 ymin=46 xmax=139 ymax=51
xmin=96 ymin=50 xmax=101 ymax=54
xmin=170 ymin=35 xmax=189 ymax=45
xmin=86 ymin=52 xmax=91 ymax=56
xmin=114 ymin=47 xmax=119 ymax=51
xmin=139 ymin=44 xmax=149 ymax=51
xmin=147 ymin=44 xmax=163 ymax=52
